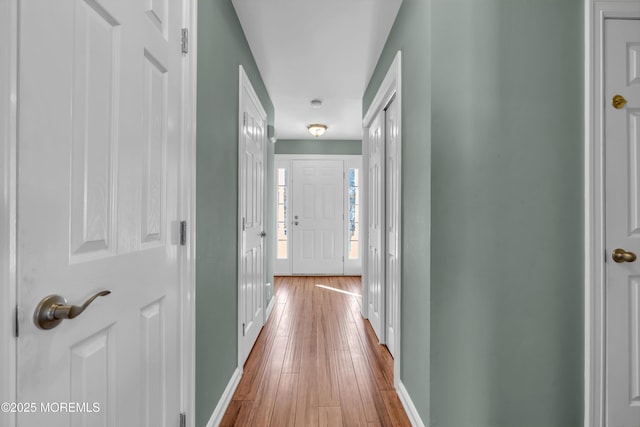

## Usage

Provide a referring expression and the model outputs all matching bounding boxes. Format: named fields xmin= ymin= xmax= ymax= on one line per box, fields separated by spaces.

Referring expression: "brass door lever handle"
xmin=34 ymin=290 xmax=111 ymax=330
xmin=612 ymin=248 xmax=637 ymax=263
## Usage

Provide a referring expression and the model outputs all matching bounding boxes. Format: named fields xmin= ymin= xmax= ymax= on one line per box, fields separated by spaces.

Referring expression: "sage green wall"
xmin=363 ymin=0 xmax=432 ymax=420
xmin=274 ymin=139 xmax=362 ymax=155
xmin=196 ymin=1 xmax=274 ymax=426
xmin=364 ymin=0 xmax=584 ymax=425
xmin=430 ymin=1 xmax=583 ymax=425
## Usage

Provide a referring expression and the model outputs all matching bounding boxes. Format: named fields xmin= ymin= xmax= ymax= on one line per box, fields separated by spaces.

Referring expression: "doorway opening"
xmin=274 ymin=155 xmax=362 ymax=276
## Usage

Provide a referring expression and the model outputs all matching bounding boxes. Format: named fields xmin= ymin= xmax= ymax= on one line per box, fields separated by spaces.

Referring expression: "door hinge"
xmin=242 ymin=323 xmax=246 ymax=336
xmin=180 ymin=221 xmax=187 ymax=246
xmin=181 ymin=28 xmax=189 ymax=54
xmin=242 ymin=217 xmax=246 ymax=231
xmin=179 ymin=412 xmax=186 ymax=427
xmin=14 ymin=305 xmax=19 ymax=338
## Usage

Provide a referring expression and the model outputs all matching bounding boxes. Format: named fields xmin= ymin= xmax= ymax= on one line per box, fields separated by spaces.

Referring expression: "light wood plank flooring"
xmin=220 ymin=276 xmax=411 ymax=426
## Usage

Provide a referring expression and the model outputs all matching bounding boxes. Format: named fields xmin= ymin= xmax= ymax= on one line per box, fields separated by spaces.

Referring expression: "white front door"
xmin=385 ymin=97 xmax=399 ymax=357
xmin=238 ymin=67 xmax=266 ymax=366
xmin=368 ymin=110 xmax=385 ymax=343
xmin=604 ymin=17 xmax=640 ymax=426
xmin=17 ymin=0 xmax=184 ymax=425
xmin=291 ymin=159 xmax=344 ymax=275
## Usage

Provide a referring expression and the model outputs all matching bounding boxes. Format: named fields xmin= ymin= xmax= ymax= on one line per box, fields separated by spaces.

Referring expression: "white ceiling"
xmin=231 ymin=0 xmax=402 ymax=141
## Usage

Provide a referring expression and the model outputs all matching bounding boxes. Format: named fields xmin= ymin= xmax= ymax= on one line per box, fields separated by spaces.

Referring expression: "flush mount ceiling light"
xmin=307 ymin=123 xmax=327 ymax=138
xmin=310 ymin=99 xmax=323 ymax=108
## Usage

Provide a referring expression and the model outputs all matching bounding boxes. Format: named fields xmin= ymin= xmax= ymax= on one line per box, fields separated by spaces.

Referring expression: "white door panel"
xmin=368 ymin=111 xmax=385 ymax=343
xmin=605 ymin=18 xmax=640 ymax=426
xmin=239 ymin=68 xmax=266 ymax=366
xmin=292 ymin=160 xmax=344 ymax=275
xmin=17 ymin=0 xmax=183 ymax=425
xmin=385 ymin=97 xmax=399 ymax=357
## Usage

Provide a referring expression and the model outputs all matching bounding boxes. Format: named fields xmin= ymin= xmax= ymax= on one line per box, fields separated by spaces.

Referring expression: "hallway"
xmin=220 ymin=276 xmax=411 ymax=426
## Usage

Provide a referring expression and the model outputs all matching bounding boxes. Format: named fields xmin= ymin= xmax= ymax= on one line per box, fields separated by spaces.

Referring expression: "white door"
xmin=238 ymin=67 xmax=266 ymax=366
xmin=17 ymin=0 xmax=184 ymax=426
xmin=385 ymin=97 xmax=399 ymax=357
xmin=291 ymin=159 xmax=344 ymax=275
xmin=604 ymin=18 xmax=640 ymax=426
xmin=368 ymin=111 xmax=385 ymax=343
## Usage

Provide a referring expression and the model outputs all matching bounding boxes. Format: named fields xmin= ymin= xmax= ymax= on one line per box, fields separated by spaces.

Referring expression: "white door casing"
xmin=15 ymin=0 xmax=191 ymax=425
xmin=385 ymin=95 xmax=400 ymax=358
xmin=367 ymin=110 xmax=385 ymax=344
xmin=586 ymin=3 xmax=640 ymax=427
xmin=604 ymin=17 xmax=640 ymax=427
xmin=291 ymin=159 xmax=344 ymax=275
xmin=238 ymin=66 xmax=267 ymax=367
xmin=1 ymin=1 xmax=17 ymax=424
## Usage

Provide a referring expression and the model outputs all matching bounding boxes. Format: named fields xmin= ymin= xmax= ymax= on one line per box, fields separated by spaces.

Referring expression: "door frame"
xmin=362 ymin=50 xmax=402 ymax=387
xmin=1 ymin=1 xmax=18 ymax=425
xmin=585 ymin=2 xmax=640 ymax=426
xmin=237 ymin=65 xmax=267 ymax=367
xmin=181 ymin=0 xmax=198 ymax=425
xmin=0 ymin=2 xmax=198 ymax=425
xmin=273 ymin=154 xmax=363 ymax=276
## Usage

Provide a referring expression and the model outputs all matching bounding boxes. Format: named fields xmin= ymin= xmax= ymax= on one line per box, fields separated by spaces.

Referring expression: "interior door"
xmin=368 ymin=111 xmax=385 ymax=343
xmin=238 ymin=68 xmax=266 ymax=366
xmin=291 ymin=159 xmax=344 ymax=275
xmin=604 ymin=17 xmax=640 ymax=426
xmin=17 ymin=0 xmax=184 ymax=426
xmin=385 ymin=97 xmax=399 ymax=357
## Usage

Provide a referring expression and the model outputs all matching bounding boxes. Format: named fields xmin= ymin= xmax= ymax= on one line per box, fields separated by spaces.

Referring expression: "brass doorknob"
xmin=612 ymin=94 xmax=627 ymax=109
xmin=612 ymin=248 xmax=637 ymax=263
xmin=34 ymin=290 xmax=111 ymax=330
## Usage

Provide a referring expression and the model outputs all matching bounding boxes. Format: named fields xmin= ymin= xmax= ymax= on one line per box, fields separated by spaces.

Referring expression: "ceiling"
xmin=231 ymin=0 xmax=402 ymax=141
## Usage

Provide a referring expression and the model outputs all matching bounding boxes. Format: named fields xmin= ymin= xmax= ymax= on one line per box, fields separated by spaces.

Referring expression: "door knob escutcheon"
xmin=612 ymin=248 xmax=637 ymax=263
xmin=34 ymin=290 xmax=111 ymax=330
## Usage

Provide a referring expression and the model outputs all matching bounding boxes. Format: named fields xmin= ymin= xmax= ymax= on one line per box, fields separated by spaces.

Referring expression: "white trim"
xmin=205 ymin=367 xmax=243 ymax=427
xmin=237 ymin=65 xmax=268 ymax=367
xmin=585 ymin=3 xmax=640 ymax=427
xmin=181 ymin=0 xmax=198 ymax=426
xmin=397 ymin=381 xmax=426 ymax=427
xmin=0 ymin=1 xmax=17 ymax=426
xmin=362 ymin=50 xmax=403 ymax=388
xmin=265 ymin=282 xmax=275 ymax=321
xmin=361 ymin=137 xmax=369 ymax=318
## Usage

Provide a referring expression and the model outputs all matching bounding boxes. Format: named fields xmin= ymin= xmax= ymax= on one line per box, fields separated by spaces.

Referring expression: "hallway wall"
xmin=364 ymin=0 xmax=432 ymax=420
xmin=196 ymin=1 xmax=274 ymax=425
xmin=364 ymin=0 xmax=584 ymax=425
xmin=275 ymin=139 xmax=362 ymax=155
xmin=430 ymin=1 xmax=583 ymax=425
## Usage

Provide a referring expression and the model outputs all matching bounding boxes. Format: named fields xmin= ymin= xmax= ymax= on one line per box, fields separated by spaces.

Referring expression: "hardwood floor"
xmin=220 ymin=276 xmax=412 ymax=427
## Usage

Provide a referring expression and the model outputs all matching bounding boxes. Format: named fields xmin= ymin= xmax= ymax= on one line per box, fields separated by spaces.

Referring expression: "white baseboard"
xmin=206 ymin=367 xmax=242 ymax=427
xmin=265 ymin=289 xmax=275 ymax=322
xmin=397 ymin=381 xmax=426 ymax=427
